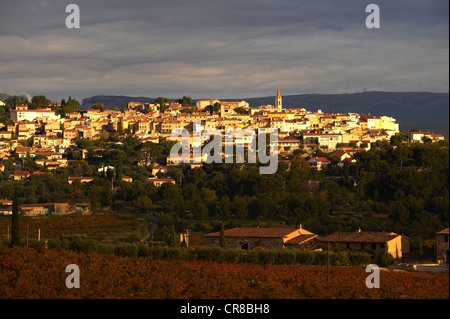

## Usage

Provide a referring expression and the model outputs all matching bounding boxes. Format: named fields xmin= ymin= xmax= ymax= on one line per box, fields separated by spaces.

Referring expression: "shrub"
xmin=350 ymin=252 xmax=372 ymax=267
xmin=330 ymin=251 xmax=350 ymax=266
xmin=114 ymin=243 xmax=139 ymax=257
xmin=237 ymin=250 xmax=259 ymax=264
xmin=47 ymin=238 xmax=70 ymax=250
xmin=378 ymin=251 xmax=394 ymax=267
xmin=194 ymin=248 xmax=219 ymax=261
xmin=137 ymin=243 xmax=151 ymax=257
xmin=257 ymin=250 xmax=277 ymax=265
xmin=27 ymin=240 xmax=46 ymax=249
xmin=123 ymin=234 xmax=141 ymax=243
xmin=314 ymin=251 xmax=328 ymax=266
xmin=96 ymin=243 xmax=115 ymax=255
xmin=275 ymin=250 xmax=297 ymax=265
xmin=295 ymin=251 xmax=316 ymax=265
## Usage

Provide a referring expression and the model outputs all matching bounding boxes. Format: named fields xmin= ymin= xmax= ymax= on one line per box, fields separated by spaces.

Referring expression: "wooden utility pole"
xmin=327 ymin=241 xmax=330 ymax=287
xmin=151 ymin=230 xmax=154 ymax=261
xmin=26 ymin=222 xmax=29 ymax=247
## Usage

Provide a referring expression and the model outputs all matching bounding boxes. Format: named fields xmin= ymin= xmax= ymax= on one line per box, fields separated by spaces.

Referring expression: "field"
xmin=0 ymin=213 xmax=142 ymax=241
xmin=0 ymin=246 xmax=448 ymax=299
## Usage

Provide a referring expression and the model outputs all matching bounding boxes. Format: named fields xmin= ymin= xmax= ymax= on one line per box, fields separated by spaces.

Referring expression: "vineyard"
xmin=0 ymin=213 xmax=141 ymax=241
xmin=0 ymin=246 xmax=448 ymax=299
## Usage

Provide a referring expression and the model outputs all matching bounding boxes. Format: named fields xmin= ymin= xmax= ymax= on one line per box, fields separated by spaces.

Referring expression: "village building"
xmin=204 ymin=226 xmax=318 ymax=250
xmin=307 ymin=157 xmax=330 ymax=170
xmin=320 ymin=228 xmax=407 ymax=259
xmin=145 ymin=178 xmax=176 ymax=187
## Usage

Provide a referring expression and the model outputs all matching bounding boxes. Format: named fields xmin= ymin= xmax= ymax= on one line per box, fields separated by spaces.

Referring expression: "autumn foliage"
xmin=0 ymin=246 xmax=448 ymax=299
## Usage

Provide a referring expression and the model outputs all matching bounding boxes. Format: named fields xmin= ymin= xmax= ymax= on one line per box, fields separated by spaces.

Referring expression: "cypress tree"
xmin=116 ymin=155 xmax=123 ymax=182
xmin=169 ymin=225 xmax=177 ymax=248
xmin=220 ymin=223 xmax=227 ymax=249
xmin=10 ymin=188 xmax=21 ymax=247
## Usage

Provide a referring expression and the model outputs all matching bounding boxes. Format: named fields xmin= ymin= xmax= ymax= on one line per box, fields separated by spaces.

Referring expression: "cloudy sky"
xmin=0 ymin=0 xmax=448 ymax=102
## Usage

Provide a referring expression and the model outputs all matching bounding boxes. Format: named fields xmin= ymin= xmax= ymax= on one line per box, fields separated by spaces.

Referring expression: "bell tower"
xmin=275 ymin=88 xmax=282 ymax=111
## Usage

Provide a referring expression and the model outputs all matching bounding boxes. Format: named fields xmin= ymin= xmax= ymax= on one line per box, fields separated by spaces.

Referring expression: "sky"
xmin=0 ymin=0 xmax=448 ymax=102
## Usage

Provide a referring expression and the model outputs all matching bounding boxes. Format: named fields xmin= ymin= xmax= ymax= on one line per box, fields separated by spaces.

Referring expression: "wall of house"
xmin=386 ymin=237 xmax=403 ymax=258
xmin=204 ymin=237 xmax=284 ymax=250
xmin=336 ymin=240 xmax=401 ymax=258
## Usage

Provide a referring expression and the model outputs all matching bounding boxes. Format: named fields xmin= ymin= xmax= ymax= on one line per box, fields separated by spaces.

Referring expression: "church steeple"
xmin=275 ymin=88 xmax=282 ymax=111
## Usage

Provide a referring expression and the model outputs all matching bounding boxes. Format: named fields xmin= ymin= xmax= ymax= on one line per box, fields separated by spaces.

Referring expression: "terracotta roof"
xmin=68 ymin=176 xmax=93 ymax=180
xmin=437 ymin=228 xmax=449 ymax=235
xmin=14 ymin=171 xmax=30 ymax=175
xmin=205 ymin=227 xmax=300 ymax=238
xmin=320 ymin=231 xmax=400 ymax=243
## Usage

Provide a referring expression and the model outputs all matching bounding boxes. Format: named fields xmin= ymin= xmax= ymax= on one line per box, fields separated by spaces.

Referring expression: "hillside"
xmin=227 ymin=91 xmax=449 ymax=125
xmin=81 ymin=94 xmax=157 ymax=109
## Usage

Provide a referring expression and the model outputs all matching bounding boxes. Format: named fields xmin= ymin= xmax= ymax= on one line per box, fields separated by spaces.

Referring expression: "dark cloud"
xmin=0 ymin=0 xmax=448 ymax=102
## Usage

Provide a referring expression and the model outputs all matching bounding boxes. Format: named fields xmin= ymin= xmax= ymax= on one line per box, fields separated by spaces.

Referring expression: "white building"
xmin=10 ymin=105 xmax=60 ymax=122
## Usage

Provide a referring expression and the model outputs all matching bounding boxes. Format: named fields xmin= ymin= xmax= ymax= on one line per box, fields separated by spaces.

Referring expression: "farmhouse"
xmin=145 ymin=178 xmax=176 ymax=187
xmin=20 ymin=200 xmax=91 ymax=216
xmin=204 ymin=226 xmax=318 ymax=250
xmin=320 ymin=228 xmax=406 ymax=259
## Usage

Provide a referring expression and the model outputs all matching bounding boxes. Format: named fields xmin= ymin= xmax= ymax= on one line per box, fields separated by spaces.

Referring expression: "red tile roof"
xmin=14 ymin=171 xmax=30 ymax=175
xmin=314 ymin=157 xmax=330 ymax=162
xmin=205 ymin=227 xmax=300 ymax=238
xmin=320 ymin=231 xmax=400 ymax=243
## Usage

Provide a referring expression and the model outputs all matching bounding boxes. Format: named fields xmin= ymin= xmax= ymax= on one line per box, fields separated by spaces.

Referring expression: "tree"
xmin=343 ymin=160 xmax=350 ymax=179
xmin=219 ymin=195 xmax=231 ymax=219
xmin=116 ymin=155 xmax=123 ymax=182
xmin=204 ymin=103 xmax=220 ymax=115
xmin=177 ymin=96 xmax=193 ymax=107
xmin=91 ymin=104 xmax=107 ymax=112
xmin=10 ymin=188 xmax=21 ymax=247
xmin=377 ymin=251 xmax=394 ymax=267
xmin=169 ymin=225 xmax=178 ymax=247
xmin=31 ymin=95 xmax=51 ymax=109
xmin=219 ymin=223 xmax=227 ymax=249
xmin=234 ymin=107 xmax=249 ymax=114
xmin=117 ymin=120 xmax=124 ymax=135
xmin=154 ymin=97 xmax=169 ymax=113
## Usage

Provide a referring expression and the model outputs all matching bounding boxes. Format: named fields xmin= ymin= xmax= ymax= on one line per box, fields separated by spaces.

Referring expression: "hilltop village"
xmin=1 ymin=89 xmax=444 ymax=180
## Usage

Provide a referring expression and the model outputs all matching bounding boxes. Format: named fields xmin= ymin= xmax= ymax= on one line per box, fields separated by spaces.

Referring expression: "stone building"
xmin=204 ymin=226 xmax=317 ymax=250
xmin=320 ymin=228 xmax=406 ymax=259
xmin=436 ymin=228 xmax=449 ymax=264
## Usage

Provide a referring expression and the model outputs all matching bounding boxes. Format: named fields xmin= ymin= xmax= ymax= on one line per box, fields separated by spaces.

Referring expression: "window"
xmin=371 ymin=243 xmax=376 ymax=250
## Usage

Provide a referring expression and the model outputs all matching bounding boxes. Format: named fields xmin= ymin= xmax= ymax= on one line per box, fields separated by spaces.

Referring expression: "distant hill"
xmin=81 ymin=91 xmax=449 ymax=126
xmin=81 ymin=95 xmax=158 ymax=109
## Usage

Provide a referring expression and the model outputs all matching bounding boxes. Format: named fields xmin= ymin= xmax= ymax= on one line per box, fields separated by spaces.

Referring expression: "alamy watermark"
xmin=65 ymin=4 xmax=380 ymax=30
xmin=365 ymin=264 xmax=380 ymax=289
xmin=65 ymin=264 xmax=80 ymax=288
xmin=169 ymin=121 xmax=278 ymax=174
xmin=365 ymin=4 xmax=380 ymax=29
xmin=65 ymin=4 xmax=80 ymax=29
